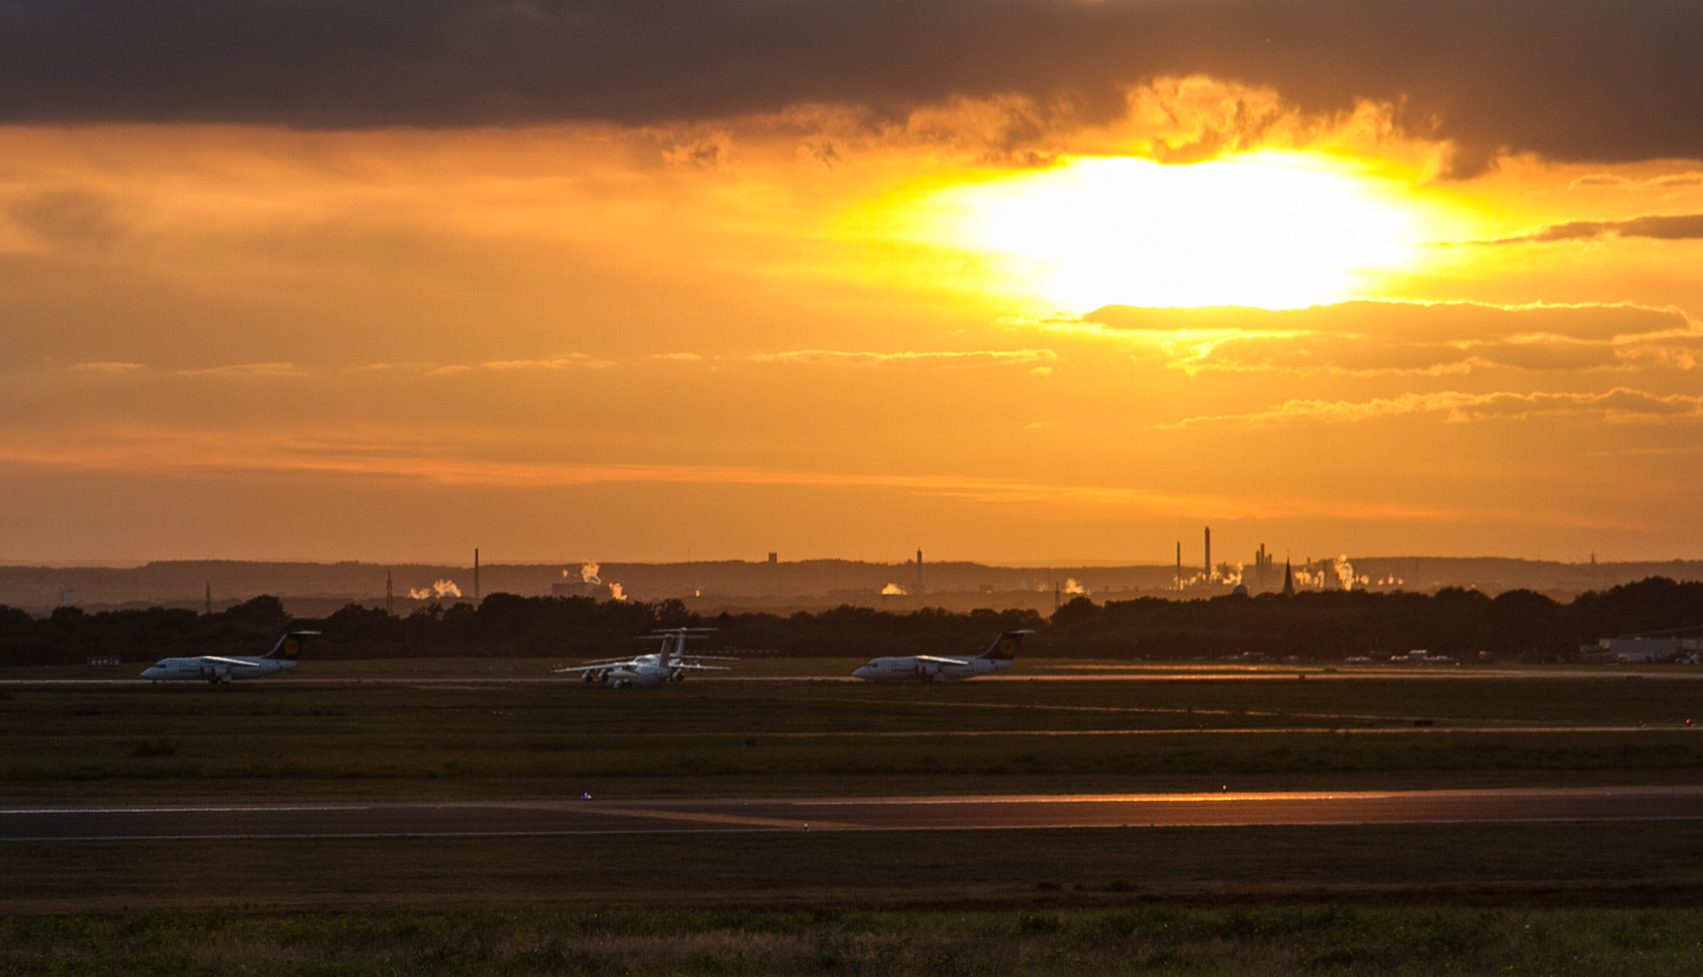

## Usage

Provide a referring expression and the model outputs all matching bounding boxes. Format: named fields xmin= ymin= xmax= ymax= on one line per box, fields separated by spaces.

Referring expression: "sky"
xmin=2 ymin=0 xmax=1702 ymax=567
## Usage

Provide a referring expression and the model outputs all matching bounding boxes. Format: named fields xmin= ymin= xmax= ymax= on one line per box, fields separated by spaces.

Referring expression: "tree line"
xmin=2 ymin=577 xmax=1701 ymax=667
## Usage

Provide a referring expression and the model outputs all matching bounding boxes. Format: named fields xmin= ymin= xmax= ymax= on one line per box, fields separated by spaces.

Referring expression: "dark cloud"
xmin=0 ymin=1 xmax=1699 ymax=169
xmin=1491 ymin=214 xmax=1703 ymax=243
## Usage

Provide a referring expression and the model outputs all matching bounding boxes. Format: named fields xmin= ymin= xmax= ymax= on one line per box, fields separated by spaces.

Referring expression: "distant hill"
xmin=1 ymin=556 xmax=1699 ymax=616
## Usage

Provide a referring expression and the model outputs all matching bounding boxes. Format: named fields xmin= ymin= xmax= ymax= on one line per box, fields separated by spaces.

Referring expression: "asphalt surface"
xmin=8 ymin=787 xmax=1703 ymax=840
xmin=7 ymin=667 xmax=1703 ymax=686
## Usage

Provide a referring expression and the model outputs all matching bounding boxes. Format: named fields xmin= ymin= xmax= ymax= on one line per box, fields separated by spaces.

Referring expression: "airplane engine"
xmin=670 ymin=671 xmax=685 ymax=683
xmin=581 ymin=671 xmax=598 ymax=684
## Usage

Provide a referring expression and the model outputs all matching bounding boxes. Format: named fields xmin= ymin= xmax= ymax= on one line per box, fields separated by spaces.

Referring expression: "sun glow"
xmin=920 ymin=152 xmax=1426 ymax=311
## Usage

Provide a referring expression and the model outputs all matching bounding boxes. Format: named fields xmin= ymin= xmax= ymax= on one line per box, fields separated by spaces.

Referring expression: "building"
xmin=1588 ymin=636 xmax=1703 ymax=662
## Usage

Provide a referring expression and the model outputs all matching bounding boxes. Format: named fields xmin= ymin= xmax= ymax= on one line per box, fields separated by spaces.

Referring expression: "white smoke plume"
xmin=1290 ymin=565 xmax=1326 ymax=588
xmin=1332 ymin=555 xmax=1363 ymax=591
xmin=1064 ymin=578 xmax=1089 ymax=595
xmin=1210 ymin=562 xmax=1245 ymax=586
xmin=408 ymin=579 xmax=462 ymax=600
xmin=607 ymin=582 xmax=627 ymax=601
xmin=580 ymin=562 xmax=602 ymax=584
xmin=881 ymin=583 xmax=908 ymax=595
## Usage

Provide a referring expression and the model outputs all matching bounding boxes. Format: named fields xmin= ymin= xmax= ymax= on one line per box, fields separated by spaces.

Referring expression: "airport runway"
xmin=6 ymin=667 xmax=1703 ymax=687
xmin=8 ymin=787 xmax=1703 ymax=840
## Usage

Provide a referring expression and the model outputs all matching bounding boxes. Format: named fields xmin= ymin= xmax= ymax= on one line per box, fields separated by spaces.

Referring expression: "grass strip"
xmin=8 ymin=821 xmax=1703 ymax=913
xmin=6 ymin=904 xmax=1703 ymax=975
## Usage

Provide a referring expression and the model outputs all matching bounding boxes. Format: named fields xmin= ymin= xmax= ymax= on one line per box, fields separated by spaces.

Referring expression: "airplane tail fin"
xmin=976 ymin=629 xmax=1035 ymax=661
xmin=263 ymin=630 xmax=322 ymax=660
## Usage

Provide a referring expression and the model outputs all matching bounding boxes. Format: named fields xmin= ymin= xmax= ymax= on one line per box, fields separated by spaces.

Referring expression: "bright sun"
xmin=912 ymin=151 xmax=1425 ymax=311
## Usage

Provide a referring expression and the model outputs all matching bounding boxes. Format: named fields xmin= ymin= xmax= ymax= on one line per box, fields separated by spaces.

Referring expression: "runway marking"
xmin=800 ymin=786 xmax=1703 ymax=805
xmin=799 ymin=694 xmax=1474 ymax=726
xmin=1 ymin=830 xmax=775 ymax=842
xmin=7 ymin=669 xmax=1703 ymax=686
xmin=0 ymin=805 xmax=367 ymax=815
xmin=593 ymin=807 xmax=863 ymax=830
xmin=10 ymin=788 xmax=1703 ymax=840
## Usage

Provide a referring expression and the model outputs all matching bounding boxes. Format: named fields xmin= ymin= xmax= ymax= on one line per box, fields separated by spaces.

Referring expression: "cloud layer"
xmin=1 ymin=1 xmax=1700 ymax=169
xmin=1164 ymin=388 xmax=1703 ymax=428
xmin=1082 ymin=302 xmax=1703 ymax=376
xmin=1489 ymin=214 xmax=1703 ymax=244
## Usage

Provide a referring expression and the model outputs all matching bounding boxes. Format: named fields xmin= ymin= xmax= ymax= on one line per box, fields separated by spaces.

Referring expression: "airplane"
xmin=141 ymin=630 xmax=320 ymax=684
xmin=556 ymin=627 xmax=736 ymax=689
xmin=852 ymin=629 xmax=1034 ymax=682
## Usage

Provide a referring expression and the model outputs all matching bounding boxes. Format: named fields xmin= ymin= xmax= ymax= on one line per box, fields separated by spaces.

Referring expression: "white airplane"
xmin=556 ymin=627 xmax=736 ymax=689
xmin=141 ymin=630 xmax=320 ymax=684
xmin=852 ymin=629 xmax=1034 ymax=682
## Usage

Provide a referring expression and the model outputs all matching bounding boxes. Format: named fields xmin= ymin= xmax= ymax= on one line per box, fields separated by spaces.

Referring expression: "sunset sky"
xmin=3 ymin=0 xmax=1702 ymax=566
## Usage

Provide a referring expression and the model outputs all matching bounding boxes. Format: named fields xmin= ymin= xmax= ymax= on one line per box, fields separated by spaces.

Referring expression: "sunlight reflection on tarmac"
xmin=8 ymin=787 xmax=1703 ymax=840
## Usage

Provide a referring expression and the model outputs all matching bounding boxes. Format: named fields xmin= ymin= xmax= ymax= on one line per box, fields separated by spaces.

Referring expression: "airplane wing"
xmin=201 ymin=656 xmax=265 ymax=668
xmin=670 ymin=664 xmax=731 ymax=671
xmin=677 ymin=655 xmax=739 ymax=661
xmin=553 ymin=659 xmax=639 ymax=673
xmin=912 ymin=655 xmax=972 ymax=666
xmin=570 ymin=656 xmax=644 ymax=666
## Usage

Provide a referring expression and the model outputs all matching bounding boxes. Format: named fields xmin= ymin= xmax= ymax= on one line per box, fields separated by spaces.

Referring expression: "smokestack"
xmin=387 ymin=571 xmax=394 ymax=616
xmin=915 ymin=548 xmax=924 ymax=594
xmin=768 ymin=552 xmax=777 ymax=564
xmin=474 ymin=548 xmax=480 ymax=603
xmin=1175 ymin=541 xmax=1181 ymax=591
xmin=1204 ymin=527 xmax=1211 ymax=580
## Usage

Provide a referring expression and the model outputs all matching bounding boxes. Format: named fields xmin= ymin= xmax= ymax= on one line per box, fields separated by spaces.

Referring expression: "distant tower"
xmin=915 ymin=548 xmax=924 ymax=594
xmin=474 ymin=548 xmax=480 ymax=603
xmin=386 ymin=571 xmax=394 ymax=616
xmin=1204 ymin=527 xmax=1211 ymax=580
xmin=1282 ymin=558 xmax=1295 ymax=597
xmin=768 ymin=552 xmax=777 ymax=564
xmin=1175 ymin=541 xmax=1182 ymax=591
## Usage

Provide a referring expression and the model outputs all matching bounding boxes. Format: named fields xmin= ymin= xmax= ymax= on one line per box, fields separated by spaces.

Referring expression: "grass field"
xmin=10 ymin=903 xmax=1703 ymax=976
xmin=8 ymin=659 xmax=1703 ymax=965
xmin=4 ymin=665 xmax=1703 ymax=802
xmin=9 ymin=820 xmax=1703 ymax=913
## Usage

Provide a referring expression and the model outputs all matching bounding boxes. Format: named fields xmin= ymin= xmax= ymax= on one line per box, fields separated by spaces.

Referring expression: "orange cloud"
xmin=0 ymin=420 xmax=1609 ymax=529
xmin=747 ymin=348 xmax=1058 ymax=367
xmin=1163 ymin=388 xmax=1703 ymax=428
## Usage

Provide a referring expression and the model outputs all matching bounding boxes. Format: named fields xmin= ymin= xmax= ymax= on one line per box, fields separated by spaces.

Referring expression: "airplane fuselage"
xmin=141 ymin=657 xmax=296 ymax=683
xmin=563 ymin=627 xmax=731 ymax=688
xmin=852 ymin=656 xmax=1011 ymax=682
xmin=585 ymin=663 xmax=679 ymax=689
